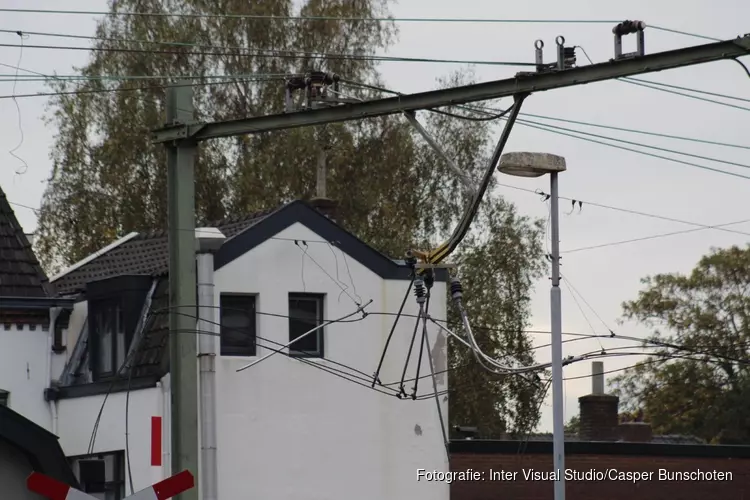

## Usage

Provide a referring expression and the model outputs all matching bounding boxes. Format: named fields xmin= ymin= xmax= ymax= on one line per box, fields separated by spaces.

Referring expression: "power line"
xmin=623 ymin=76 xmax=750 ymax=104
xmin=575 ymin=45 xmax=750 ymax=113
xmin=516 ymin=112 xmax=750 ymax=150
xmin=621 ymin=78 xmax=750 ymax=112
xmin=0 ymin=9 xmax=624 ymax=23
xmin=0 ymin=28 xmax=539 ymax=68
xmin=515 ymin=119 xmax=750 ymax=180
xmin=0 ymin=75 xmax=272 ymax=100
xmin=497 ymin=183 xmax=750 ymax=253
xmin=0 ymin=41 xmax=537 ymax=67
xmin=516 ymin=117 xmax=750 ymax=172
xmin=343 ymin=81 xmax=750 ymax=176
xmin=0 ymin=8 xmax=723 ymax=42
xmin=563 ymin=221 xmax=750 ymax=254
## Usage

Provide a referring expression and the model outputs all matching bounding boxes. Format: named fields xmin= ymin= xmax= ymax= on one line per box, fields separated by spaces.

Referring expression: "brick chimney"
xmin=578 ymin=362 xmax=619 ymax=441
xmin=309 ymin=197 xmax=338 ymax=222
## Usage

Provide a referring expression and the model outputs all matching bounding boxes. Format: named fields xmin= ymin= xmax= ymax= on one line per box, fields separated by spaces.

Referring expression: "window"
xmin=0 ymin=390 xmax=8 ymax=406
xmin=91 ymin=299 xmax=126 ymax=380
xmin=288 ymin=293 xmax=325 ymax=358
xmin=69 ymin=451 xmax=125 ymax=500
xmin=220 ymin=294 xmax=256 ymax=356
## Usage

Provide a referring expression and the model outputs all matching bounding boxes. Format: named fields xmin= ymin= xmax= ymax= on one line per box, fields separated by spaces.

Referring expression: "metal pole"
xmin=316 ymin=147 xmax=327 ymax=198
xmin=166 ymin=80 xmax=199 ymax=500
xmin=549 ymin=171 xmax=565 ymax=499
xmin=197 ymin=250 xmax=219 ymax=500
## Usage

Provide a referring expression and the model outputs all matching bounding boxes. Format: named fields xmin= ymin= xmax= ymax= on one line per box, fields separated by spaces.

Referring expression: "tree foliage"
xmin=611 ymin=245 xmax=750 ymax=444
xmin=37 ymin=0 xmax=545 ymax=435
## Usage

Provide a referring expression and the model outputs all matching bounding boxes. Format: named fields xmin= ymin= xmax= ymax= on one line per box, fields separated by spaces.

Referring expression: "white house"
xmin=43 ymin=199 xmax=450 ymax=500
xmin=0 ymin=186 xmax=79 ymax=495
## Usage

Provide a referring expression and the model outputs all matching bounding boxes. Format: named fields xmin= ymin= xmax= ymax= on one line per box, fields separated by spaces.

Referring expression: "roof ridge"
xmin=49 ymin=232 xmax=140 ymax=283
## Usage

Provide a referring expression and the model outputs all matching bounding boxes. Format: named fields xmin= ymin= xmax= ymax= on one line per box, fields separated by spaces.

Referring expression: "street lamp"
xmin=497 ymin=152 xmax=567 ymax=500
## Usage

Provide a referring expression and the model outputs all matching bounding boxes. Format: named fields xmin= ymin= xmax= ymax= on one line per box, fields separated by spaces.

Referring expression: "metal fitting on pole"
xmin=613 ymin=20 xmax=646 ymax=60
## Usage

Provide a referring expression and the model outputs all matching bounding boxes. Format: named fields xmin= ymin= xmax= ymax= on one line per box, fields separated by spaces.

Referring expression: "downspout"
xmin=48 ymin=306 xmax=62 ymax=435
xmin=196 ymin=228 xmax=225 ymax=500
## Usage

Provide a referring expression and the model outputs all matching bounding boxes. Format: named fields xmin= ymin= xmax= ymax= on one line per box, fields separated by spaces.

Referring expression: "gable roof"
xmin=52 ymin=207 xmax=277 ymax=296
xmin=53 ymin=200 xmax=442 ymax=296
xmin=0 ymin=186 xmax=52 ymax=298
xmin=0 ymin=404 xmax=79 ymax=487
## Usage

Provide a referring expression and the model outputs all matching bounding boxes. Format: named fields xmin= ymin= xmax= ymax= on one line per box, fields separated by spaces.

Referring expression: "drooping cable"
xmin=411 ymin=271 xmax=434 ymax=399
xmin=398 ymin=281 xmax=425 ymax=398
xmin=371 ymin=263 xmax=415 ymax=387
xmin=235 ymin=300 xmax=372 ymax=372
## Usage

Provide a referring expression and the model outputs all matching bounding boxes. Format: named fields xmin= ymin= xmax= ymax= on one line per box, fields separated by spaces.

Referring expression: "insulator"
xmin=613 ymin=20 xmax=646 ymax=36
xmin=414 ymin=278 xmax=426 ymax=299
xmin=424 ymin=270 xmax=435 ymax=290
xmin=450 ymin=278 xmax=463 ymax=298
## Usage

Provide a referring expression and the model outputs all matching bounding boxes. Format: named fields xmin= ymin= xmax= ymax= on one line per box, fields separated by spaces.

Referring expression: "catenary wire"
xmin=0 ymin=9 xmax=625 ymax=23
xmin=516 ymin=117 xmax=750 ymax=171
xmin=496 ymin=183 xmax=750 ymax=238
xmin=0 ymin=9 xmax=723 ymax=41
xmin=341 ymin=80 xmax=750 ymax=179
xmin=0 ymin=41 xmax=538 ymax=67
xmin=514 ymin=111 xmax=750 ymax=151
xmin=515 ymin=119 xmax=750 ymax=180
xmin=0 ymin=75 xmax=289 ymax=100
xmin=165 ymin=305 xmax=748 ymax=401
xmin=575 ymin=45 xmax=750 ymax=113
xmin=564 ymin=222 xmax=750 ymax=254
xmin=342 ymin=79 xmax=750 ymax=144
xmin=0 ymin=28 xmax=541 ymax=68
xmin=623 ymin=76 xmax=750 ymax=104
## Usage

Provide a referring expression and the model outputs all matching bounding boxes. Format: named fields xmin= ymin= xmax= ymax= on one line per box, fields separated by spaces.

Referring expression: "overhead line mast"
xmin=152 ymin=22 xmax=750 ymax=500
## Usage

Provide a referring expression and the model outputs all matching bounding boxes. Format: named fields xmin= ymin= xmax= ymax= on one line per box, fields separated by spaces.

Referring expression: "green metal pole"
xmin=166 ymin=80 xmax=199 ymax=500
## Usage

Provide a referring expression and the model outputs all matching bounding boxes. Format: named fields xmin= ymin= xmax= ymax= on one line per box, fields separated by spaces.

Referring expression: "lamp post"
xmin=497 ymin=152 xmax=567 ymax=500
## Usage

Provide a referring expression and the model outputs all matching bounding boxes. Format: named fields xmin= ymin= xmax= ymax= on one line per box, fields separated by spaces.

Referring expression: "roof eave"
xmin=0 ymin=296 xmax=76 ymax=310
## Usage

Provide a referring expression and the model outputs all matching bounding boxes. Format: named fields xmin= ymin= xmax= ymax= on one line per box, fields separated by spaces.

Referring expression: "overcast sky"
xmin=1 ymin=0 xmax=749 ymax=434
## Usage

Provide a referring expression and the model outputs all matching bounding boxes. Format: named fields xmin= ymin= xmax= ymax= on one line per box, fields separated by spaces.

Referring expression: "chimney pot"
xmin=592 ymin=361 xmax=604 ymax=395
xmin=309 ymin=197 xmax=338 ymax=222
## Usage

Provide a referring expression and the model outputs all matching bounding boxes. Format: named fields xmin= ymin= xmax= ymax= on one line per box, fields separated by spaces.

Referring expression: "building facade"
xmin=44 ymin=200 xmax=450 ymax=500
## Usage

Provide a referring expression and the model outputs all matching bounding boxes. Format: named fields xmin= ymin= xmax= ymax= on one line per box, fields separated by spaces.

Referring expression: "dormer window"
xmin=86 ymin=275 xmax=152 ymax=382
xmin=91 ymin=298 xmax=126 ymax=378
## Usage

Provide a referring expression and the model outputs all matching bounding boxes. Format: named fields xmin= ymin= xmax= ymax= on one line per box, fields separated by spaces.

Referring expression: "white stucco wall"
xmin=0 ymin=324 xmax=52 ymax=431
xmin=0 ymin=439 xmax=46 ymax=500
xmin=56 ymin=385 xmax=164 ymax=494
xmin=54 ymin=221 xmax=449 ymax=500
xmin=214 ymin=222 xmax=449 ymax=500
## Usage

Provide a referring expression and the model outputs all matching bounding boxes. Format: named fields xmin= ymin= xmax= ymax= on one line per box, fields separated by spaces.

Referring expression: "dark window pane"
xmin=289 ymin=294 xmax=323 ymax=356
xmin=220 ymin=295 xmax=256 ymax=356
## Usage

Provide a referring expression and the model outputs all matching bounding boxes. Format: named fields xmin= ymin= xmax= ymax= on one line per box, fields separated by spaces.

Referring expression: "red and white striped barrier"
xmin=27 ymin=470 xmax=194 ymax=500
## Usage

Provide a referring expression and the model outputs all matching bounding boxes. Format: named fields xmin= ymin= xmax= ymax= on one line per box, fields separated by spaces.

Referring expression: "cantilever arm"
xmin=404 ymin=111 xmax=478 ymax=196
xmin=412 ymin=93 xmax=527 ymax=265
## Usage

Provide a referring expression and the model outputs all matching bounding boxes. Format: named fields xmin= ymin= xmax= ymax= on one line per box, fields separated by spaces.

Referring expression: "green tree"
xmin=564 ymin=415 xmax=580 ymax=434
xmin=36 ymin=0 xmax=545 ymax=435
xmin=611 ymin=245 xmax=750 ymax=444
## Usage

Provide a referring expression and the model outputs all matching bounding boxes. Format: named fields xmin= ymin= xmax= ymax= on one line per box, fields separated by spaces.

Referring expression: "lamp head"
xmin=497 ymin=152 xmax=567 ymax=178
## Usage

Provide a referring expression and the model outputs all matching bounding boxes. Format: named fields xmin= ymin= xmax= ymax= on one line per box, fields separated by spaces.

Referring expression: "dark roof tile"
xmin=0 ymin=186 xmax=51 ymax=297
xmin=53 ymin=207 xmax=275 ymax=296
